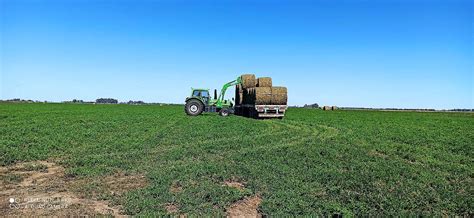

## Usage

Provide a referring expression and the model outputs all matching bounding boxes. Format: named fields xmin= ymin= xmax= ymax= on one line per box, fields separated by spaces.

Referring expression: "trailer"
xmin=234 ymin=104 xmax=287 ymax=119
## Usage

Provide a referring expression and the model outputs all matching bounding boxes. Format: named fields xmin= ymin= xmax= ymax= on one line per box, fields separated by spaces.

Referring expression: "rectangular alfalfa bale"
xmin=241 ymin=74 xmax=256 ymax=89
xmin=256 ymin=77 xmax=272 ymax=87
xmin=331 ymin=106 xmax=338 ymax=110
xmin=254 ymin=87 xmax=272 ymax=105
xmin=271 ymin=86 xmax=287 ymax=105
xmin=323 ymin=106 xmax=331 ymax=110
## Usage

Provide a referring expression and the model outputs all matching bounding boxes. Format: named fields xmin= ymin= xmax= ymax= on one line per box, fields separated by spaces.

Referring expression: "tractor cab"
xmin=191 ymin=89 xmax=210 ymax=105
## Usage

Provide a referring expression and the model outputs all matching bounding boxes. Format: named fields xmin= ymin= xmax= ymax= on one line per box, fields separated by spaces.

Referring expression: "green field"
xmin=0 ymin=103 xmax=472 ymax=216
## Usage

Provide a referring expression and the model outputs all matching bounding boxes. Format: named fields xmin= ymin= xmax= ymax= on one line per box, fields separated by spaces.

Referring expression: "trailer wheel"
xmin=219 ymin=108 xmax=230 ymax=117
xmin=185 ymin=99 xmax=203 ymax=116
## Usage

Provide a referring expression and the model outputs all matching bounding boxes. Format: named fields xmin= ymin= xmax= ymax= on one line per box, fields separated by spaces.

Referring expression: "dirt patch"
xmin=368 ymin=150 xmax=388 ymax=158
xmin=165 ymin=203 xmax=179 ymax=213
xmin=170 ymin=181 xmax=183 ymax=193
xmin=103 ymin=172 xmax=147 ymax=196
xmin=0 ymin=160 xmax=146 ymax=216
xmin=226 ymin=195 xmax=262 ymax=217
xmin=223 ymin=181 xmax=246 ymax=191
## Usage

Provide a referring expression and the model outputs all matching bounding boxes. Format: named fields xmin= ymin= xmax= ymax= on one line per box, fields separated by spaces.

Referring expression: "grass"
xmin=23 ymin=162 xmax=48 ymax=172
xmin=1 ymin=174 xmax=24 ymax=184
xmin=0 ymin=102 xmax=472 ymax=216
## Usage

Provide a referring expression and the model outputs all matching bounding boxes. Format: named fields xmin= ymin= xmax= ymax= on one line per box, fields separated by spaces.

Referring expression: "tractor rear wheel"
xmin=185 ymin=99 xmax=204 ymax=116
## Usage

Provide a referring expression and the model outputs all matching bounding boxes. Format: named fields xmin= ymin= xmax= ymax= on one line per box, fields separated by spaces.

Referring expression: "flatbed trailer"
xmin=234 ymin=104 xmax=287 ymax=118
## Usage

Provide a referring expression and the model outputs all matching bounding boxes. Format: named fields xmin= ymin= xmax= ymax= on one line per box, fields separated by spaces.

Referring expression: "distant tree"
xmin=304 ymin=103 xmax=319 ymax=108
xmin=96 ymin=98 xmax=118 ymax=104
xmin=127 ymin=100 xmax=145 ymax=105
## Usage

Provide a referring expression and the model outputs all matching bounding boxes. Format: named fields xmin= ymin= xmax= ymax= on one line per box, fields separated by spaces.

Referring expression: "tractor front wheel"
xmin=219 ymin=108 xmax=230 ymax=117
xmin=185 ymin=99 xmax=204 ymax=116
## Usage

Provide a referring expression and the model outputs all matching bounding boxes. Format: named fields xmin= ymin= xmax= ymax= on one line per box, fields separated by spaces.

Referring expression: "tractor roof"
xmin=191 ymin=88 xmax=209 ymax=91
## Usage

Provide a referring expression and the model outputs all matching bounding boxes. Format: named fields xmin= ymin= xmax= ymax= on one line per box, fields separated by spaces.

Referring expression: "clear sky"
xmin=1 ymin=0 xmax=472 ymax=109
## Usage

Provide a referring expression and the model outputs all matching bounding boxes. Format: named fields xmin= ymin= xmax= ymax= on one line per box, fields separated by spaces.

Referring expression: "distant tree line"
xmin=303 ymin=103 xmax=319 ymax=108
xmin=95 ymin=98 xmax=118 ymax=104
xmin=126 ymin=100 xmax=145 ymax=105
xmin=441 ymin=109 xmax=473 ymax=112
xmin=1 ymin=98 xmax=46 ymax=103
xmin=3 ymin=98 xmax=34 ymax=102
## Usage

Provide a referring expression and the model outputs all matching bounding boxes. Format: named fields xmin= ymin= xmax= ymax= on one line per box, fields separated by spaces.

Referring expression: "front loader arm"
xmin=217 ymin=76 xmax=242 ymax=105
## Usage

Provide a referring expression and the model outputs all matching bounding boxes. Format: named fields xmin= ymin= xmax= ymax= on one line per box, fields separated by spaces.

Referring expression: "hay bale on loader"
xmin=271 ymin=87 xmax=288 ymax=105
xmin=241 ymin=74 xmax=256 ymax=89
xmin=256 ymin=77 xmax=272 ymax=87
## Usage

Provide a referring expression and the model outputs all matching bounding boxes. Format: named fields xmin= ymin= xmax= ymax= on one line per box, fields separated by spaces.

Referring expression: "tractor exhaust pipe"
xmin=214 ymin=89 xmax=217 ymax=100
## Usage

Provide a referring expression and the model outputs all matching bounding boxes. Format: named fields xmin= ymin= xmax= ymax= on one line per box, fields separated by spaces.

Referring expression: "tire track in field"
xmin=192 ymin=119 xmax=340 ymax=149
xmin=266 ymin=119 xmax=339 ymax=145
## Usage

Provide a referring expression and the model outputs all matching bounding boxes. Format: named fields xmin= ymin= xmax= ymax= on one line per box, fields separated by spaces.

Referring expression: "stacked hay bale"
xmin=235 ymin=74 xmax=288 ymax=106
xmin=271 ymin=87 xmax=288 ymax=105
xmin=241 ymin=74 xmax=257 ymax=89
xmin=256 ymin=77 xmax=272 ymax=87
xmin=252 ymin=87 xmax=272 ymax=104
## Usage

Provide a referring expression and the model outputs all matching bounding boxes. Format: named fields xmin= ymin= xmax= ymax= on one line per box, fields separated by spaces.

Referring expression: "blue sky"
xmin=1 ymin=0 xmax=472 ymax=109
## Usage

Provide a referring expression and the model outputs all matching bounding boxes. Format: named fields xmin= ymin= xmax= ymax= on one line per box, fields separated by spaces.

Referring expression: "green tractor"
xmin=185 ymin=77 xmax=241 ymax=117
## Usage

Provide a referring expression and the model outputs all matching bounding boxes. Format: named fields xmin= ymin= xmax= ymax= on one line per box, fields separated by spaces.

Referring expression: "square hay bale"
xmin=241 ymin=74 xmax=256 ymax=89
xmin=271 ymin=86 xmax=288 ymax=105
xmin=331 ymin=106 xmax=338 ymax=110
xmin=323 ymin=106 xmax=331 ymax=110
xmin=256 ymin=77 xmax=272 ymax=87
xmin=254 ymin=87 xmax=272 ymax=105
